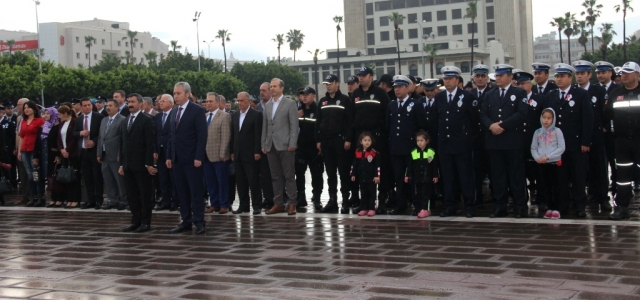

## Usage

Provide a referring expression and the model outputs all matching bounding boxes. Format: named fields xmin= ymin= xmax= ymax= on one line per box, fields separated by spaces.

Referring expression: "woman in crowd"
xmin=56 ymin=105 xmax=81 ymax=208
xmin=43 ymin=107 xmax=63 ymax=207
xmin=18 ymin=101 xmax=45 ymax=207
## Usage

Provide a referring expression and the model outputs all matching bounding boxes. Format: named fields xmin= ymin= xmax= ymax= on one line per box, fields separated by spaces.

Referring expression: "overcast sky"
xmin=2 ymin=0 xmax=639 ymax=62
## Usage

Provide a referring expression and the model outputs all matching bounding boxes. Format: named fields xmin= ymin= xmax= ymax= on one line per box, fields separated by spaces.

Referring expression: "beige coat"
xmin=205 ymin=110 xmax=231 ymax=162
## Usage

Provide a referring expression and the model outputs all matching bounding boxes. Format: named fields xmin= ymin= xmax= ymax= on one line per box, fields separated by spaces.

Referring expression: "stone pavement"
xmin=0 ymin=200 xmax=639 ymax=299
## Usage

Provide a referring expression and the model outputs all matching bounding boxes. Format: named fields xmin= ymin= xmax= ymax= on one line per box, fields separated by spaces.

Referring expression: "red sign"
xmin=0 ymin=40 xmax=39 ymax=52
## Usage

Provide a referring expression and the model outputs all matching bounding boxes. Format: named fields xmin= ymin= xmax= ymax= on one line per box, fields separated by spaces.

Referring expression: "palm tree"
xmin=423 ymin=44 xmax=439 ymax=78
xmin=388 ymin=12 xmax=406 ymax=74
xmin=170 ymin=40 xmax=182 ymax=53
xmin=272 ymin=34 xmax=284 ymax=64
xmin=550 ymin=16 xmax=567 ymax=63
xmin=308 ymin=49 xmax=325 ymax=101
xmin=215 ymin=29 xmax=231 ymax=72
xmin=144 ymin=51 xmax=158 ymax=66
xmin=464 ymin=1 xmax=478 ymax=75
xmin=121 ymin=50 xmax=133 ymax=64
xmin=615 ymin=0 xmax=634 ymax=61
xmin=577 ymin=20 xmax=589 ymax=54
xmin=562 ymin=13 xmax=578 ymax=64
xmin=6 ymin=39 xmax=15 ymax=56
xmin=334 ymin=16 xmax=343 ymax=77
xmin=581 ymin=0 xmax=603 ymax=53
xmin=121 ymin=30 xmax=138 ymax=64
xmin=84 ymin=36 xmax=96 ymax=67
xmin=596 ymin=23 xmax=617 ymax=60
xmin=286 ymin=29 xmax=305 ymax=61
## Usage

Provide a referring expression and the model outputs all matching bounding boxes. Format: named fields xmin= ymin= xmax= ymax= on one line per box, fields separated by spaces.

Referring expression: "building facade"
xmin=533 ymin=31 xmax=602 ymax=67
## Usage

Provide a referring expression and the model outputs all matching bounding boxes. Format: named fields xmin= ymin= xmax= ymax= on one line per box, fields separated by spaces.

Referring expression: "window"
xmin=85 ymin=53 xmax=88 ymax=59
xmin=436 ymin=0 xmax=448 ymax=4
xmin=75 ymin=37 xmax=79 ymax=43
xmin=125 ymin=42 xmax=129 ymax=47
xmin=438 ymin=26 xmax=448 ymax=36
xmin=436 ymin=62 xmax=445 ymax=74
xmin=453 ymin=25 xmax=462 ymax=35
xmin=412 ymin=44 xmax=419 ymax=52
xmin=367 ymin=33 xmax=375 ymax=45
xmin=468 ymin=39 xmax=478 ymax=47
xmin=366 ymin=3 xmax=374 ymax=15
xmin=117 ymin=41 xmax=121 ymax=46
xmin=408 ymin=13 xmax=417 ymax=24
xmin=140 ymin=43 xmax=144 ymax=49
xmin=101 ymin=39 xmax=105 ymax=45
xmin=381 ymin=31 xmax=390 ymax=41
xmin=409 ymin=29 xmax=418 ymax=39
xmin=394 ymin=30 xmax=404 ymax=40
xmin=437 ymin=10 xmax=446 ymax=21
xmin=76 ymin=52 xmax=80 ymax=59
xmin=376 ymin=67 xmax=384 ymax=76
xmin=468 ymin=23 xmax=478 ymax=34
xmin=487 ymin=22 xmax=495 ymax=35
xmin=343 ymin=70 xmax=351 ymax=80
xmin=423 ymin=27 xmax=433 ymax=36
xmin=407 ymin=0 xmax=420 ymax=7
xmin=387 ymin=66 xmax=396 ymax=75
xmin=367 ymin=18 xmax=375 ymax=31
xmin=141 ymin=58 xmax=144 ymax=63
xmin=392 ymin=0 xmax=405 ymax=9
xmin=410 ymin=64 xmax=418 ymax=76
xmin=376 ymin=1 xmax=392 ymax=11
xmin=368 ymin=48 xmax=375 ymax=55
xmin=486 ymin=6 xmax=494 ymax=19
xmin=380 ymin=16 xmax=389 ymax=26
xmin=422 ymin=12 xmax=432 ymax=22
xmin=461 ymin=62 xmax=470 ymax=73
xmin=94 ymin=54 xmax=97 ymax=60
xmin=452 ymin=9 xmax=462 ymax=19
xmin=422 ymin=0 xmax=434 ymax=5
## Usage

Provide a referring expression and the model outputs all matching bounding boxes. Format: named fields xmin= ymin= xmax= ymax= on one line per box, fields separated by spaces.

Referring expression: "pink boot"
xmin=358 ymin=210 xmax=368 ymax=216
xmin=417 ymin=209 xmax=430 ymax=218
xmin=367 ymin=210 xmax=376 ymax=217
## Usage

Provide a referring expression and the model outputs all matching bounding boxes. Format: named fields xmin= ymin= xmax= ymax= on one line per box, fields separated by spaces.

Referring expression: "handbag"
xmin=56 ymin=159 xmax=76 ymax=184
xmin=0 ymin=177 xmax=11 ymax=194
xmin=48 ymin=164 xmax=65 ymax=193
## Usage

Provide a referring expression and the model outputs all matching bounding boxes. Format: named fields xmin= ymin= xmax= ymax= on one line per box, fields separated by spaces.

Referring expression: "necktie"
xmin=428 ymin=99 xmax=433 ymax=107
xmin=83 ymin=115 xmax=89 ymax=147
xmin=162 ymin=112 xmax=167 ymax=128
xmin=539 ymin=86 xmax=544 ymax=94
xmin=448 ymin=94 xmax=453 ymax=103
xmin=561 ymin=91 xmax=566 ymax=101
xmin=500 ymin=89 xmax=506 ymax=99
xmin=398 ymin=100 xmax=404 ymax=109
xmin=128 ymin=115 xmax=135 ymax=130
xmin=478 ymin=91 xmax=482 ymax=98
xmin=207 ymin=112 xmax=213 ymax=126
xmin=106 ymin=118 xmax=113 ymax=133
xmin=175 ymin=107 xmax=183 ymax=127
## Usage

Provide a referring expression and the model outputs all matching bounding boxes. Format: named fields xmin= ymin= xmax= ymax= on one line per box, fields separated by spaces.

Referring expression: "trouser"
xmin=21 ymin=151 xmax=45 ymax=197
xmin=613 ymin=137 xmax=640 ymax=208
xmin=204 ymin=159 xmax=230 ymax=209
xmin=538 ymin=163 xmax=562 ymax=211
xmin=439 ymin=150 xmax=476 ymax=212
xmin=413 ymin=181 xmax=434 ymax=212
xmin=260 ymin=152 xmax=274 ymax=204
xmin=558 ymin=150 xmax=587 ymax=213
xmin=174 ymin=159 xmax=205 ymax=227
xmin=321 ymin=136 xmax=350 ymax=202
xmin=489 ymin=149 xmax=528 ymax=212
xmin=101 ymin=158 xmax=127 ymax=207
xmin=157 ymin=149 xmax=178 ymax=207
xmin=588 ymin=130 xmax=609 ymax=203
xmin=80 ymin=149 xmax=104 ymax=206
xmin=604 ymin=131 xmax=617 ymax=193
xmin=9 ymin=154 xmax=17 ymax=186
xmin=62 ymin=156 xmax=81 ymax=203
xmin=391 ymin=154 xmax=410 ymax=211
xmin=473 ymin=138 xmax=489 ymax=203
xmin=228 ymin=164 xmax=236 ymax=205
xmin=235 ymin=158 xmax=261 ymax=210
xmin=267 ymin=145 xmax=297 ymax=206
xmin=295 ymin=149 xmax=324 ymax=200
xmin=359 ymin=181 xmax=377 ymax=210
xmin=124 ymin=169 xmax=154 ymax=226
xmin=17 ymin=157 xmax=30 ymax=199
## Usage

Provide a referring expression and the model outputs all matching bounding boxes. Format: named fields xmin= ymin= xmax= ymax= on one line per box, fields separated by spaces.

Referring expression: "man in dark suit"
xmin=481 ymin=65 xmax=528 ymax=218
xmin=113 ymin=90 xmax=130 ymax=117
xmin=596 ymin=61 xmax=622 ymax=195
xmin=470 ymin=65 xmax=494 ymax=205
xmin=543 ymin=63 xmax=594 ymax=218
xmin=153 ymin=94 xmax=179 ymax=211
xmin=532 ymin=63 xmax=558 ymax=95
xmin=167 ymin=82 xmax=208 ymax=234
xmin=74 ymin=98 xmax=104 ymax=209
xmin=119 ymin=93 xmax=156 ymax=233
xmin=231 ymin=92 xmax=264 ymax=215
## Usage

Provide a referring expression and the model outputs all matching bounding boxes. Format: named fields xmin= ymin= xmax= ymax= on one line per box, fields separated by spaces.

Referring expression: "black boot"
xmin=26 ymin=197 xmax=37 ymax=207
xmin=609 ymin=206 xmax=630 ymax=220
xmin=296 ymin=196 xmax=308 ymax=208
xmin=33 ymin=196 xmax=44 ymax=207
xmin=312 ymin=196 xmax=322 ymax=210
xmin=321 ymin=197 xmax=338 ymax=213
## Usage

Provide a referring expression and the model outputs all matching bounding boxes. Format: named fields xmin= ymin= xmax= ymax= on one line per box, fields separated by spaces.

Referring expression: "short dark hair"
xmin=359 ymin=131 xmax=374 ymax=143
xmin=127 ymin=93 xmax=143 ymax=103
xmin=416 ymin=130 xmax=430 ymax=141
xmin=107 ymin=99 xmax=118 ymax=107
xmin=114 ymin=90 xmax=126 ymax=98
xmin=80 ymin=97 xmax=92 ymax=104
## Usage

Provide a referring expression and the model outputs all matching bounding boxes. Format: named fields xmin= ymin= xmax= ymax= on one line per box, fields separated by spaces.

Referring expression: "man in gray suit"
xmin=97 ymin=99 xmax=127 ymax=210
xmin=262 ymin=78 xmax=299 ymax=215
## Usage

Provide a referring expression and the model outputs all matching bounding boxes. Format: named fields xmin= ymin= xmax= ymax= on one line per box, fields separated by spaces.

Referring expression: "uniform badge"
xmin=522 ymin=98 xmax=528 ymax=103
xmin=355 ymin=97 xmax=360 ymax=102
xmin=617 ymin=96 xmax=625 ymax=100
xmin=310 ymin=113 xmax=314 ymax=118
xmin=459 ymin=94 xmax=464 ymax=100
xmin=336 ymin=100 xmax=341 ymax=105
xmin=427 ymin=156 xmax=433 ymax=163
xmin=370 ymin=94 xmax=375 ymax=100
xmin=592 ymin=96 xmax=597 ymax=103
xmin=407 ymin=106 xmax=412 ymax=112
xmin=569 ymin=100 xmax=575 ymax=107
xmin=322 ymin=101 xmax=328 ymax=105
xmin=510 ymin=95 xmax=516 ymax=101
xmin=367 ymin=155 xmax=373 ymax=163
xmin=532 ymin=100 xmax=537 ymax=107
xmin=566 ymin=94 xmax=572 ymax=101
xmin=472 ymin=100 xmax=478 ymax=107
xmin=457 ymin=100 xmax=463 ymax=107
xmin=605 ymin=94 xmax=608 ymax=100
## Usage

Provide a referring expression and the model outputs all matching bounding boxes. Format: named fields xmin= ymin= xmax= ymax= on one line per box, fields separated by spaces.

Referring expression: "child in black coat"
xmin=405 ymin=130 xmax=439 ymax=218
xmin=350 ymin=132 xmax=380 ymax=217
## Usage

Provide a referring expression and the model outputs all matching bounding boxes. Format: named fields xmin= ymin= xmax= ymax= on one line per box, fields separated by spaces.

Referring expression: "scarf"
xmin=41 ymin=107 xmax=59 ymax=140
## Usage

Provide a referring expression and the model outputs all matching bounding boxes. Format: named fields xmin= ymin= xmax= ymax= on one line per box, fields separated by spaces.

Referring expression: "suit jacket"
xmin=146 ymin=109 xmax=157 ymax=116
xmin=73 ymin=112 xmax=104 ymax=152
xmin=261 ymin=97 xmax=299 ymax=151
xmin=120 ymin=112 xmax=155 ymax=171
xmin=98 ymin=109 xmax=108 ymax=117
xmin=480 ymin=85 xmax=528 ymax=150
xmin=57 ymin=118 xmax=79 ymax=158
xmin=231 ymin=108 xmax=263 ymax=161
xmin=205 ymin=110 xmax=232 ymax=162
xmin=386 ymin=97 xmax=428 ymax=155
xmin=586 ymin=83 xmax=607 ymax=132
xmin=154 ymin=110 xmax=171 ymax=155
xmin=167 ymin=102 xmax=207 ymax=163
xmin=97 ymin=114 xmax=125 ymax=162
xmin=533 ymin=80 xmax=559 ymax=95
xmin=0 ymin=115 xmax=16 ymax=151
xmin=119 ymin=106 xmax=131 ymax=117
xmin=433 ymin=89 xmax=479 ymax=154
xmin=543 ymin=86 xmax=594 ymax=151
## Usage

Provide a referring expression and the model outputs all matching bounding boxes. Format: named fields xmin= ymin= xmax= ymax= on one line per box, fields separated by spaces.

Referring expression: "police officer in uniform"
xmin=543 ymin=63 xmax=594 ymax=217
xmin=386 ymin=75 xmax=428 ymax=215
xmin=420 ymin=78 xmax=442 ymax=200
xmin=573 ymin=60 xmax=612 ymax=211
xmin=295 ymin=87 xmax=324 ymax=210
xmin=413 ymin=76 xmax=424 ymax=98
xmin=345 ymin=75 xmax=362 ymax=209
xmin=470 ymin=65 xmax=494 ymax=205
xmin=481 ymin=65 xmax=529 ymax=218
xmin=604 ymin=62 xmax=640 ymax=220
xmin=377 ymin=74 xmax=396 ymax=107
xmin=532 ymin=63 xmax=558 ymax=95
xmin=346 ymin=75 xmax=360 ymax=98
xmin=596 ymin=61 xmax=622 ymax=195
xmin=351 ymin=67 xmax=391 ymax=213
xmin=513 ymin=71 xmax=547 ymax=211
xmin=316 ymin=74 xmax=355 ymax=214
xmin=433 ymin=66 xmax=479 ymax=218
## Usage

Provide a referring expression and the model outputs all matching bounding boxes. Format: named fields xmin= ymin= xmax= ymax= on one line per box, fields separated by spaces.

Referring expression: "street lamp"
xmin=417 ymin=20 xmax=426 ymax=77
xmin=203 ymin=40 xmax=214 ymax=59
xmin=193 ymin=11 xmax=201 ymax=71
xmin=34 ymin=0 xmax=44 ymax=106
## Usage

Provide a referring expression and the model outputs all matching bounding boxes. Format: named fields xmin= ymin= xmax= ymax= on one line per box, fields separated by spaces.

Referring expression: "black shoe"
xmin=296 ymin=198 xmax=308 ymax=208
xmin=169 ymin=224 xmax=191 ymax=233
xmin=232 ymin=207 xmax=249 ymax=214
xmin=135 ymin=224 xmax=150 ymax=232
xmin=600 ymin=201 xmax=613 ymax=211
xmin=154 ymin=203 xmax=170 ymax=211
xmin=117 ymin=205 xmax=126 ymax=211
xmin=81 ymin=202 xmax=95 ymax=209
xmin=26 ymin=199 xmax=36 ymax=207
xmin=169 ymin=204 xmax=179 ymax=211
xmin=609 ymin=207 xmax=630 ymax=220
xmin=340 ymin=206 xmax=350 ymax=214
xmin=538 ymin=204 xmax=548 ymax=212
xmin=515 ymin=210 xmax=528 ymax=219
xmin=389 ymin=208 xmax=407 ymax=215
xmin=94 ymin=204 xmax=102 ymax=210
xmin=466 ymin=212 xmax=475 ymax=218
xmin=312 ymin=199 xmax=322 ymax=210
xmin=576 ymin=210 xmax=587 ymax=218
xmin=125 ymin=205 xmax=130 ymax=211
xmin=262 ymin=201 xmax=274 ymax=210
xmin=490 ymin=209 xmax=508 ymax=218
xmin=195 ymin=225 xmax=206 ymax=235
xmin=252 ymin=210 xmax=261 ymax=215
xmin=349 ymin=198 xmax=360 ymax=208
xmin=122 ymin=224 xmax=140 ymax=232
xmin=352 ymin=207 xmax=362 ymax=215
xmin=439 ymin=208 xmax=457 ymax=217
xmin=101 ymin=203 xmax=115 ymax=210
xmin=322 ymin=200 xmax=338 ymax=213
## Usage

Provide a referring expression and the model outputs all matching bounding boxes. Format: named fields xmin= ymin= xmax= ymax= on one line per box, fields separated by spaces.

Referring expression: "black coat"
xmin=351 ymin=85 xmax=391 ymax=136
xmin=316 ymin=90 xmax=354 ymax=142
xmin=586 ymin=83 xmax=608 ymax=132
xmin=406 ymin=147 xmax=438 ymax=184
xmin=73 ymin=112 xmax=104 ymax=152
xmin=480 ymin=85 xmax=528 ymax=150
xmin=386 ymin=96 xmax=428 ymax=155
xmin=231 ymin=108 xmax=262 ymax=161
xmin=420 ymin=96 xmax=439 ymax=141
xmin=522 ymin=93 xmax=546 ymax=155
xmin=119 ymin=113 xmax=155 ymax=171
xmin=433 ymin=88 xmax=479 ymax=154
xmin=350 ymin=147 xmax=380 ymax=183
xmin=533 ymin=80 xmax=559 ymax=95
xmin=543 ymin=86 xmax=594 ymax=151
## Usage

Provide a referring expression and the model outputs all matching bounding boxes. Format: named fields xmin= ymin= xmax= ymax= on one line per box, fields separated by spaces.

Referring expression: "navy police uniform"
xmin=532 ymin=63 xmax=559 ymax=95
xmin=296 ymin=87 xmax=324 ymax=209
xmin=470 ymin=65 xmax=494 ymax=204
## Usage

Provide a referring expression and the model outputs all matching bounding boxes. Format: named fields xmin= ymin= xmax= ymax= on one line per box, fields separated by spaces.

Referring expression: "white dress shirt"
xmin=446 ymin=87 xmax=459 ymax=102
xmin=61 ymin=121 xmax=70 ymax=149
xmin=271 ymin=95 xmax=283 ymax=119
xmin=239 ymin=108 xmax=249 ymax=130
xmin=81 ymin=113 xmax=92 ymax=149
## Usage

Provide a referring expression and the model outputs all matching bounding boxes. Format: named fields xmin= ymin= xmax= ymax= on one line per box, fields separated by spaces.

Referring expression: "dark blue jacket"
xmin=167 ymin=102 xmax=208 ymax=163
xmin=432 ymin=88 xmax=479 ymax=154
xmin=386 ymin=96 xmax=428 ymax=155
xmin=154 ymin=111 xmax=171 ymax=154
xmin=543 ymin=86 xmax=594 ymax=152
xmin=480 ymin=85 xmax=528 ymax=150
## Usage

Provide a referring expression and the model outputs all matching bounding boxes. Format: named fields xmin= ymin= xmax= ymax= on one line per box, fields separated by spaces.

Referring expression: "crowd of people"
xmin=0 ymin=58 xmax=639 ymax=234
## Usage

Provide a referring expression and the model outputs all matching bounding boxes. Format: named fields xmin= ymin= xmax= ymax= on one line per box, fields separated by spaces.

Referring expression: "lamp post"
xmin=193 ymin=11 xmax=201 ymax=71
xmin=203 ymin=40 xmax=214 ymax=59
xmin=34 ymin=0 xmax=44 ymax=106
xmin=417 ymin=20 xmax=426 ymax=77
